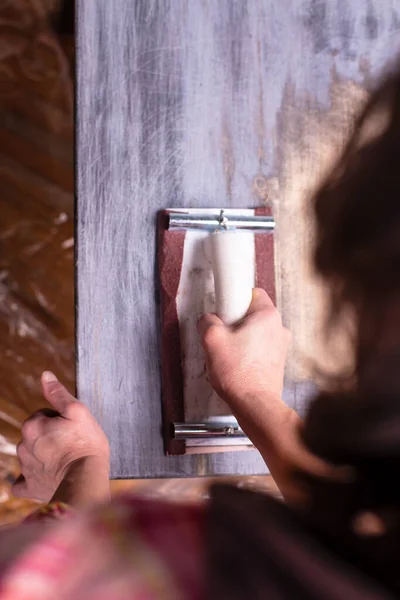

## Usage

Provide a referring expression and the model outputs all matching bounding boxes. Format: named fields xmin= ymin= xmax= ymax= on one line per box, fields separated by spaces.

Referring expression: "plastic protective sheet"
xmin=0 ymin=0 xmax=74 ymax=521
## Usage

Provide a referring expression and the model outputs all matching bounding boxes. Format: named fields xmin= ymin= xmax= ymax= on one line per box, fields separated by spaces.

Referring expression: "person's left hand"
xmin=13 ymin=372 xmax=110 ymax=502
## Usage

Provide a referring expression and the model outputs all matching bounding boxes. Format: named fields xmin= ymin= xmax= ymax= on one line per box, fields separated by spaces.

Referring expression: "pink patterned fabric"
xmin=0 ymin=495 xmax=204 ymax=600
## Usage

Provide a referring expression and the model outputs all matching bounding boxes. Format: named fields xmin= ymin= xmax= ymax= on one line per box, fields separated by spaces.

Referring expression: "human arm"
xmin=198 ymin=288 xmax=345 ymax=504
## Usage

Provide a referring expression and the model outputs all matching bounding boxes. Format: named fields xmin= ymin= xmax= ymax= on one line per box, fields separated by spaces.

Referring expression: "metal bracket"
xmin=167 ymin=210 xmax=275 ymax=232
xmin=173 ymin=420 xmax=247 ymax=441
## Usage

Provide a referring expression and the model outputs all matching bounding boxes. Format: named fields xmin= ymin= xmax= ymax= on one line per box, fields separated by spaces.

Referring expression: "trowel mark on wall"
xmin=392 ymin=8 xmax=400 ymax=30
xmin=302 ymin=0 xmax=329 ymax=54
xmin=179 ymin=1 xmax=400 ymax=211
xmin=365 ymin=0 xmax=379 ymax=40
xmin=276 ymin=75 xmax=366 ymax=383
xmin=256 ymin=37 xmax=267 ymax=171
xmin=252 ymin=175 xmax=279 ymax=206
xmin=221 ymin=115 xmax=235 ymax=201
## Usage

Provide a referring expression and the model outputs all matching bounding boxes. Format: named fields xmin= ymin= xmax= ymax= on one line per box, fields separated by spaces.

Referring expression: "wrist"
xmin=52 ymin=456 xmax=110 ymax=508
xmin=66 ymin=455 xmax=110 ymax=478
xmin=237 ymin=397 xmax=304 ymax=488
xmin=226 ymin=388 xmax=284 ymax=431
xmin=229 ymin=390 xmax=296 ymax=454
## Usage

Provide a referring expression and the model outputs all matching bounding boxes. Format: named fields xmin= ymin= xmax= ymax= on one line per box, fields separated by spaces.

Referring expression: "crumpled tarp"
xmin=0 ymin=0 xmax=74 ymax=521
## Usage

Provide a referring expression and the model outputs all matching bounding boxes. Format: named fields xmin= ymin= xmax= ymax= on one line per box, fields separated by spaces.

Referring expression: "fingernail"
xmin=42 ymin=371 xmax=57 ymax=383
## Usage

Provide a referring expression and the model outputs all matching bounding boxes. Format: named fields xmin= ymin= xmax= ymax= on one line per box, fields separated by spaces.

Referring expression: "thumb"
xmin=197 ymin=313 xmax=224 ymax=339
xmin=41 ymin=371 xmax=76 ymax=415
xmin=246 ymin=288 xmax=274 ymax=315
xmin=12 ymin=475 xmax=28 ymax=498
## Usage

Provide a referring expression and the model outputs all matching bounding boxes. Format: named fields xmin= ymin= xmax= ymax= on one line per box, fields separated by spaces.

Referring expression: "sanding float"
xmin=158 ymin=208 xmax=275 ymax=455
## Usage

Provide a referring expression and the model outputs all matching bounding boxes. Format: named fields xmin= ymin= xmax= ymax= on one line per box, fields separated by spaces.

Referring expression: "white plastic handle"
xmin=209 ymin=230 xmax=254 ymax=325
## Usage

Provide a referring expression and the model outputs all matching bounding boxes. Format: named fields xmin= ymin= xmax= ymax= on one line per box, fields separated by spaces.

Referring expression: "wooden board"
xmin=76 ymin=0 xmax=400 ymax=478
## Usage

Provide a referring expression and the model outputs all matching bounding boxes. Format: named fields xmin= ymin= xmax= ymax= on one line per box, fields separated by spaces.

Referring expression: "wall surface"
xmin=76 ymin=0 xmax=400 ymax=478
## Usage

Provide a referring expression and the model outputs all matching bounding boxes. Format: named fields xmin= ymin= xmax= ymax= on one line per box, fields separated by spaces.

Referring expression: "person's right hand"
xmin=198 ymin=288 xmax=350 ymax=505
xmin=197 ymin=288 xmax=290 ymax=409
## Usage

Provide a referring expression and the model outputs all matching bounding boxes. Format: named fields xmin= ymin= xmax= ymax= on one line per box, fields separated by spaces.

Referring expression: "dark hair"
xmin=301 ymin=67 xmax=400 ymax=593
xmin=313 ymin=69 xmax=400 ymax=390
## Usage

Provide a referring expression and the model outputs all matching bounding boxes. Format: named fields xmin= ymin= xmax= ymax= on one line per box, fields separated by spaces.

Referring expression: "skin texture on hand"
xmin=51 ymin=456 xmax=111 ymax=508
xmin=198 ymin=288 xmax=350 ymax=504
xmin=197 ymin=288 xmax=291 ymax=407
xmin=13 ymin=372 xmax=110 ymax=505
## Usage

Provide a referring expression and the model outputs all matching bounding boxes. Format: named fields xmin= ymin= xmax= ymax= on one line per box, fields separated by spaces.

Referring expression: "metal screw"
xmin=218 ymin=210 xmax=229 ymax=229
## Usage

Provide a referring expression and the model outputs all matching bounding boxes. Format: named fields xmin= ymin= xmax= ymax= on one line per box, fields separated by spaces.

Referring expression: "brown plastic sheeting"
xmin=0 ymin=0 xmax=74 ymax=521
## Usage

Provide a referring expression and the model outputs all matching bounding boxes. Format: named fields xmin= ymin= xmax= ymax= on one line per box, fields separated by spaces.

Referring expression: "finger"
xmin=21 ymin=409 xmax=60 ymax=450
xmin=197 ymin=313 xmax=223 ymax=338
xmin=16 ymin=441 xmax=30 ymax=465
xmin=246 ymin=288 xmax=275 ymax=315
xmin=12 ymin=475 xmax=28 ymax=498
xmin=21 ymin=414 xmax=45 ymax=447
xmin=16 ymin=443 xmax=41 ymax=478
xmin=41 ymin=372 xmax=76 ymax=415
